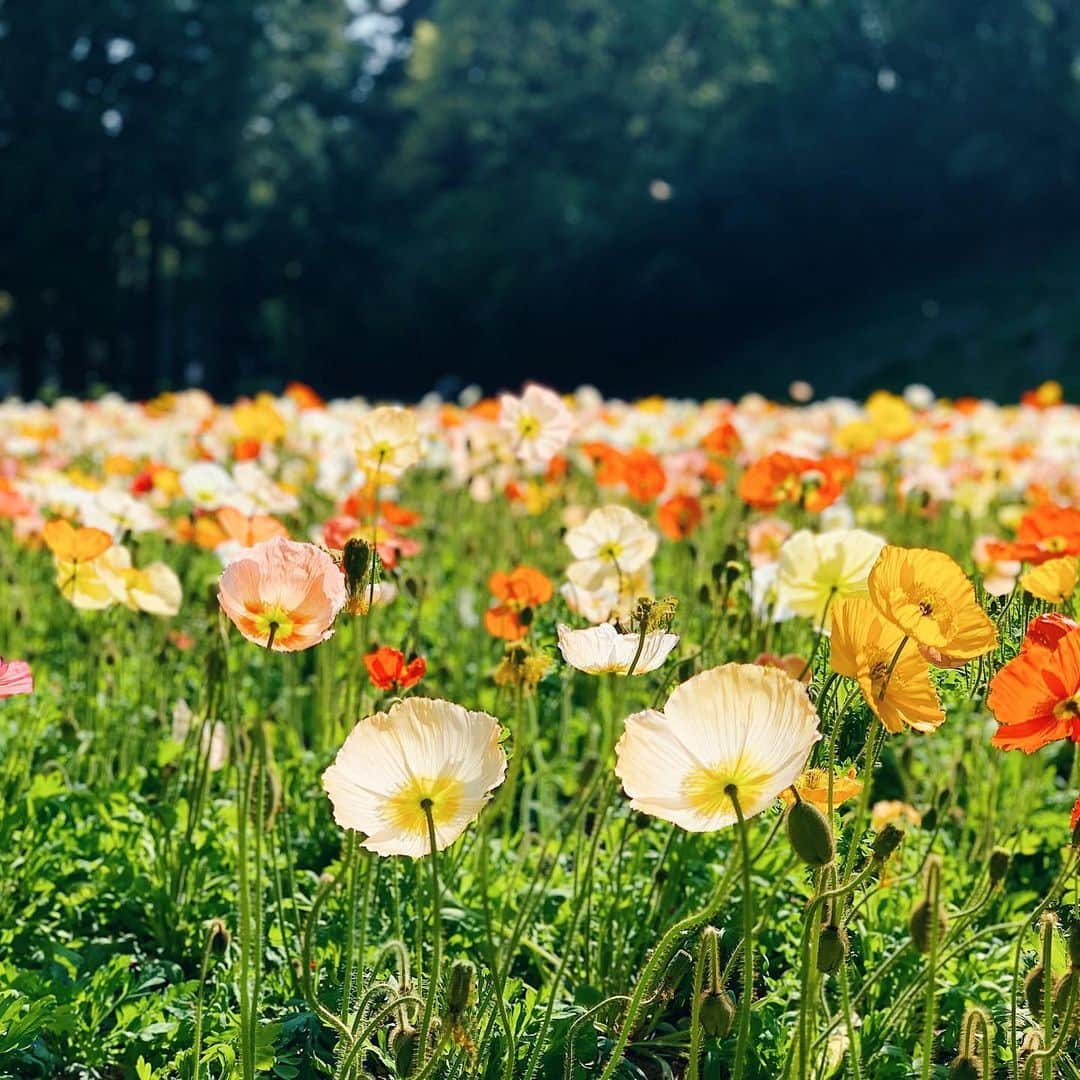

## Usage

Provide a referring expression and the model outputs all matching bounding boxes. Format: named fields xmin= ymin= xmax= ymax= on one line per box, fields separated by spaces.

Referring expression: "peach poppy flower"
xmin=754 ymin=651 xmax=811 ymax=684
xmin=987 ymin=503 xmax=1080 ymax=565
xmin=218 ymin=537 xmax=347 ymax=651
xmin=830 ymin=596 xmax=944 ymax=733
xmin=989 ymin=614 xmax=1080 ymax=752
xmin=217 ymin=506 xmax=288 ymax=547
xmin=867 ymin=546 xmax=997 ymax=662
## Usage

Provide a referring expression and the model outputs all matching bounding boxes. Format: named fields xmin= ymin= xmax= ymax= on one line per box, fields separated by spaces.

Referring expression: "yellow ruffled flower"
xmin=1021 ymin=556 xmax=1079 ymax=605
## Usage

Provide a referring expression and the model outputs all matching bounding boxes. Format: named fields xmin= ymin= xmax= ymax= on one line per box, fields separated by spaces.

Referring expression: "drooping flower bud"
xmin=988 ymin=847 xmax=1010 ymax=887
xmin=816 ymin=924 xmax=848 ymax=974
xmin=871 ymin=824 xmax=904 ymax=862
xmin=1025 ymin=964 xmax=1047 ymax=1016
xmin=342 ymin=537 xmax=371 ymax=597
xmin=947 ymin=1055 xmax=983 ymax=1079
xmin=786 ymin=799 xmax=835 ymax=866
xmin=699 ymin=990 xmax=736 ymax=1037
xmin=446 ymin=959 xmax=476 ymax=1016
xmin=909 ymin=857 xmax=946 ymax=954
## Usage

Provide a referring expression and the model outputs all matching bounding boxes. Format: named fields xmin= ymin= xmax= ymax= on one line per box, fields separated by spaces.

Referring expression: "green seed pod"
xmin=909 ymin=899 xmax=947 ymax=954
xmin=920 ymin=807 xmax=938 ymax=833
xmin=699 ymin=990 xmax=736 ymax=1037
xmin=988 ymin=847 xmax=1010 ymax=886
xmin=816 ymin=924 xmax=848 ymax=974
xmin=446 ymin=959 xmax=476 ymax=1015
xmin=947 ymin=1054 xmax=983 ymax=1079
xmin=1024 ymin=963 xmax=1046 ymax=1016
xmin=342 ymin=537 xmax=371 ymax=596
xmin=390 ymin=1025 xmax=418 ymax=1076
xmin=786 ymin=800 xmax=835 ymax=866
xmin=871 ymin=824 xmax=904 ymax=862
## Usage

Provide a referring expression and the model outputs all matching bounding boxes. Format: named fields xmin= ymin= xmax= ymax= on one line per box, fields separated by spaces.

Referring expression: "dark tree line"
xmin=2 ymin=0 xmax=1080 ymax=401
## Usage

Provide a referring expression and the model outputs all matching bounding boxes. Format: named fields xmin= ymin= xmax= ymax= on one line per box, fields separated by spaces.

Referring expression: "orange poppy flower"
xmin=583 ymin=442 xmax=627 ymax=487
xmin=987 ymin=503 xmax=1080 ymax=565
xmin=657 ymin=494 xmax=704 ymax=540
xmin=701 ymin=421 xmax=741 ymax=457
xmin=217 ymin=506 xmax=289 ymax=547
xmin=622 ymin=448 xmax=667 ymax=503
xmin=43 ymin=519 xmax=112 ymax=563
xmin=484 ymin=566 xmax=553 ymax=641
xmin=364 ymin=646 xmax=426 ymax=691
xmin=285 ymin=381 xmax=325 ymax=409
xmin=989 ymin=614 xmax=1080 ymax=752
xmin=737 ymin=451 xmax=814 ymax=510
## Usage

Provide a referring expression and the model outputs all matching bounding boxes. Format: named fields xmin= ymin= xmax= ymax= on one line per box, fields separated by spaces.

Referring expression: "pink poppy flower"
xmin=218 ymin=537 xmax=347 ymax=651
xmin=0 ymin=658 xmax=33 ymax=697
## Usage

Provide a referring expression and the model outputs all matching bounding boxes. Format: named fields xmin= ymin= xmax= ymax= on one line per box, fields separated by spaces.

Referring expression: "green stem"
xmin=728 ymin=787 xmax=755 ymax=1079
xmin=414 ymin=802 xmax=443 ymax=1075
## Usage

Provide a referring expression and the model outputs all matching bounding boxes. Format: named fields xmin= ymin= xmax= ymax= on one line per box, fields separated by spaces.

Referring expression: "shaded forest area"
xmin=2 ymin=0 xmax=1080 ymax=402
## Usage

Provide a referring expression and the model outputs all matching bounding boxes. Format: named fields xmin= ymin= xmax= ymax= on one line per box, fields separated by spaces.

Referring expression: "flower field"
xmin=1 ymin=380 xmax=1080 ymax=1079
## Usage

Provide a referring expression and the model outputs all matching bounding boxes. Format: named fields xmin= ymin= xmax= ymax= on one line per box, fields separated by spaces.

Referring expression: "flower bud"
xmin=1025 ymin=964 xmax=1046 ymax=1016
xmin=871 ymin=824 xmax=904 ymax=862
xmin=920 ymin=807 xmax=938 ymax=833
xmin=947 ymin=1055 xmax=983 ymax=1079
xmin=1054 ymin=971 xmax=1080 ymax=1030
xmin=909 ymin=858 xmax=946 ymax=954
xmin=699 ymin=990 xmax=736 ymax=1037
xmin=816 ymin=924 xmax=848 ymax=974
xmin=786 ymin=800 xmax=835 ymax=866
xmin=342 ymin=538 xmax=371 ymax=597
xmin=209 ymin=918 xmax=230 ymax=956
xmin=390 ymin=1025 xmax=418 ymax=1076
xmin=988 ymin=847 xmax=1010 ymax=886
xmin=446 ymin=959 xmax=476 ymax=1016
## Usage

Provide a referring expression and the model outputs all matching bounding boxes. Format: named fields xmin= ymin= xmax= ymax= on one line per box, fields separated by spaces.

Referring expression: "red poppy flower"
xmin=364 ymin=646 xmax=426 ymax=691
xmin=622 ymin=448 xmax=667 ymax=503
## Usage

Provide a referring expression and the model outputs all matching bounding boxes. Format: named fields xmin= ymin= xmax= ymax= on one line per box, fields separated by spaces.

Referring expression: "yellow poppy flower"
xmin=780 ymin=767 xmax=862 ymax=808
xmin=1021 ymin=556 xmax=1079 ymax=605
xmin=867 ymin=546 xmax=997 ymax=661
xmin=830 ymin=597 xmax=945 ymax=733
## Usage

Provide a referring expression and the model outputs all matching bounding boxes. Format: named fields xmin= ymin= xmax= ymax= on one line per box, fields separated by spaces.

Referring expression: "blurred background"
xmin=1 ymin=0 xmax=1079 ymax=403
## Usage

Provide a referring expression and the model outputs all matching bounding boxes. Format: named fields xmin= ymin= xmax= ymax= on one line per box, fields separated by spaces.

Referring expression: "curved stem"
xmin=414 ymin=802 xmax=443 ymax=1074
xmin=728 ymin=787 xmax=755 ymax=1080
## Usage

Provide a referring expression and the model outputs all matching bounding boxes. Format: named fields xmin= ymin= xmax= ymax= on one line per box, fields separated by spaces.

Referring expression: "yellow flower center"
xmin=599 ymin=541 xmax=623 ymax=562
xmin=1054 ymin=694 xmax=1080 ymax=721
xmin=385 ymin=775 xmax=465 ymax=840
xmin=517 ymin=414 xmax=540 ymax=440
xmin=683 ymin=756 xmax=773 ymax=818
xmin=1041 ymin=536 xmax=1068 ymax=553
xmin=252 ymin=604 xmax=296 ymax=645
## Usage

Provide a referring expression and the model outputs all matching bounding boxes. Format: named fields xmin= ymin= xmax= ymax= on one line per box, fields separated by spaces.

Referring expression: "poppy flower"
xmin=217 ymin=506 xmax=289 ymax=547
xmin=987 ymin=503 xmax=1080 ymax=565
xmin=43 ymin=519 xmax=112 ymax=563
xmin=830 ymin=597 xmax=945 ymax=733
xmin=657 ymin=494 xmax=703 ymax=540
xmin=564 ymin=505 xmax=658 ymax=590
xmin=622 ymin=449 xmax=667 ymax=503
xmin=365 ymin=646 xmax=427 ymax=691
xmin=499 ymin=384 xmax=573 ymax=468
xmin=867 ymin=545 xmax=997 ymax=662
xmin=775 ymin=528 xmax=886 ymax=629
xmin=0 ymin=658 xmax=33 ymax=698
xmin=614 ymin=663 xmax=821 ymax=831
xmin=754 ymin=651 xmax=811 ymax=684
xmin=354 ymin=406 xmax=422 ymax=479
xmin=780 ymin=767 xmax=862 ymax=808
xmin=218 ymin=537 xmax=347 ymax=651
xmin=556 ymin=622 xmax=678 ymax=675
xmin=484 ymin=566 xmax=553 ymax=641
xmin=989 ymin=614 xmax=1080 ymax=752
xmin=1072 ymin=796 xmax=1080 ymax=834
xmin=701 ymin=421 xmax=741 ymax=457
xmin=738 ymin=452 xmax=812 ymax=510
xmin=1020 ymin=556 xmax=1078 ymax=605
xmin=322 ymin=697 xmax=507 ymax=857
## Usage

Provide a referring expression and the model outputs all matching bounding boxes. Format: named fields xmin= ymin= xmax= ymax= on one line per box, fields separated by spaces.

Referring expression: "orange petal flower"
xmin=657 ymin=494 xmax=704 ymax=540
xmin=217 ymin=506 xmax=289 ymax=547
xmin=780 ymin=767 xmax=862 ymax=808
xmin=488 ymin=566 xmax=553 ymax=609
xmin=218 ymin=537 xmax=347 ymax=651
xmin=867 ymin=546 xmax=997 ymax=661
xmin=987 ymin=503 xmax=1080 ymax=565
xmin=43 ymin=519 xmax=112 ymax=563
xmin=989 ymin=614 xmax=1080 ymax=752
xmin=364 ymin=646 xmax=426 ymax=691
xmin=622 ymin=448 xmax=666 ymax=503
xmin=483 ymin=605 xmax=527 ymax=641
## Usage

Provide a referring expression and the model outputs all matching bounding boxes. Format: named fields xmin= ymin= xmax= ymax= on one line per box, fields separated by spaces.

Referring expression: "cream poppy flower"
xmin=354 ymin=406 xmax=422 ymax=478
xmin=564 ymin=505 xmax=658 ymax=586
xmin=180 ymin=463 xmax=238 ymax=509
xmin=125 ymin=562 xmax=183 ymax=616
xmin=499 ymin=384 xmax=573 ymax=468
xmin=775 ymin=528 xmax=886 ymax=629
xmin=557 ymin=622 xmax=678 ymax=675
xmin=614 ymin=664 xmax=821 ymax=831
xmin=322 ymin=697 xmax=507 ymax=857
